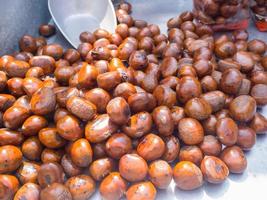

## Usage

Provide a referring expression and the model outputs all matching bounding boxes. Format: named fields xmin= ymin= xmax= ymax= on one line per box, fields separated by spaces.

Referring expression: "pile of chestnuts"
xmin=0 ymin=1 xmax=267 ymax=200
xmin=193 ymin=0 xmax=250 ymax=30
xmin=251 ymin=0 xmax=267 ymax=16
xmin=251 ymin=0 xmax=267 ymax=32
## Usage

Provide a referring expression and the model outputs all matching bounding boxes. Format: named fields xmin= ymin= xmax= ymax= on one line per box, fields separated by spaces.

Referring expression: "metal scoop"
xmin=48 ymin=0 xmax=117 ymax=48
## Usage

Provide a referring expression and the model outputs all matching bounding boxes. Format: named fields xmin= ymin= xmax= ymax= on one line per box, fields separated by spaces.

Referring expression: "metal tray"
xmin=1 ymin=0 xmax=267 ymax=199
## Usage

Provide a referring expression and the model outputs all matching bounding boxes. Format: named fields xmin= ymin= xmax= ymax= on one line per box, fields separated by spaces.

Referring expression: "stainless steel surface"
xmin=0 ymin=0 xmax=267 ymax=199
xmin=0 ymin=0 xmax=50 ymax=55
xmin=48 ymin=0 xmax=116 ymax=48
